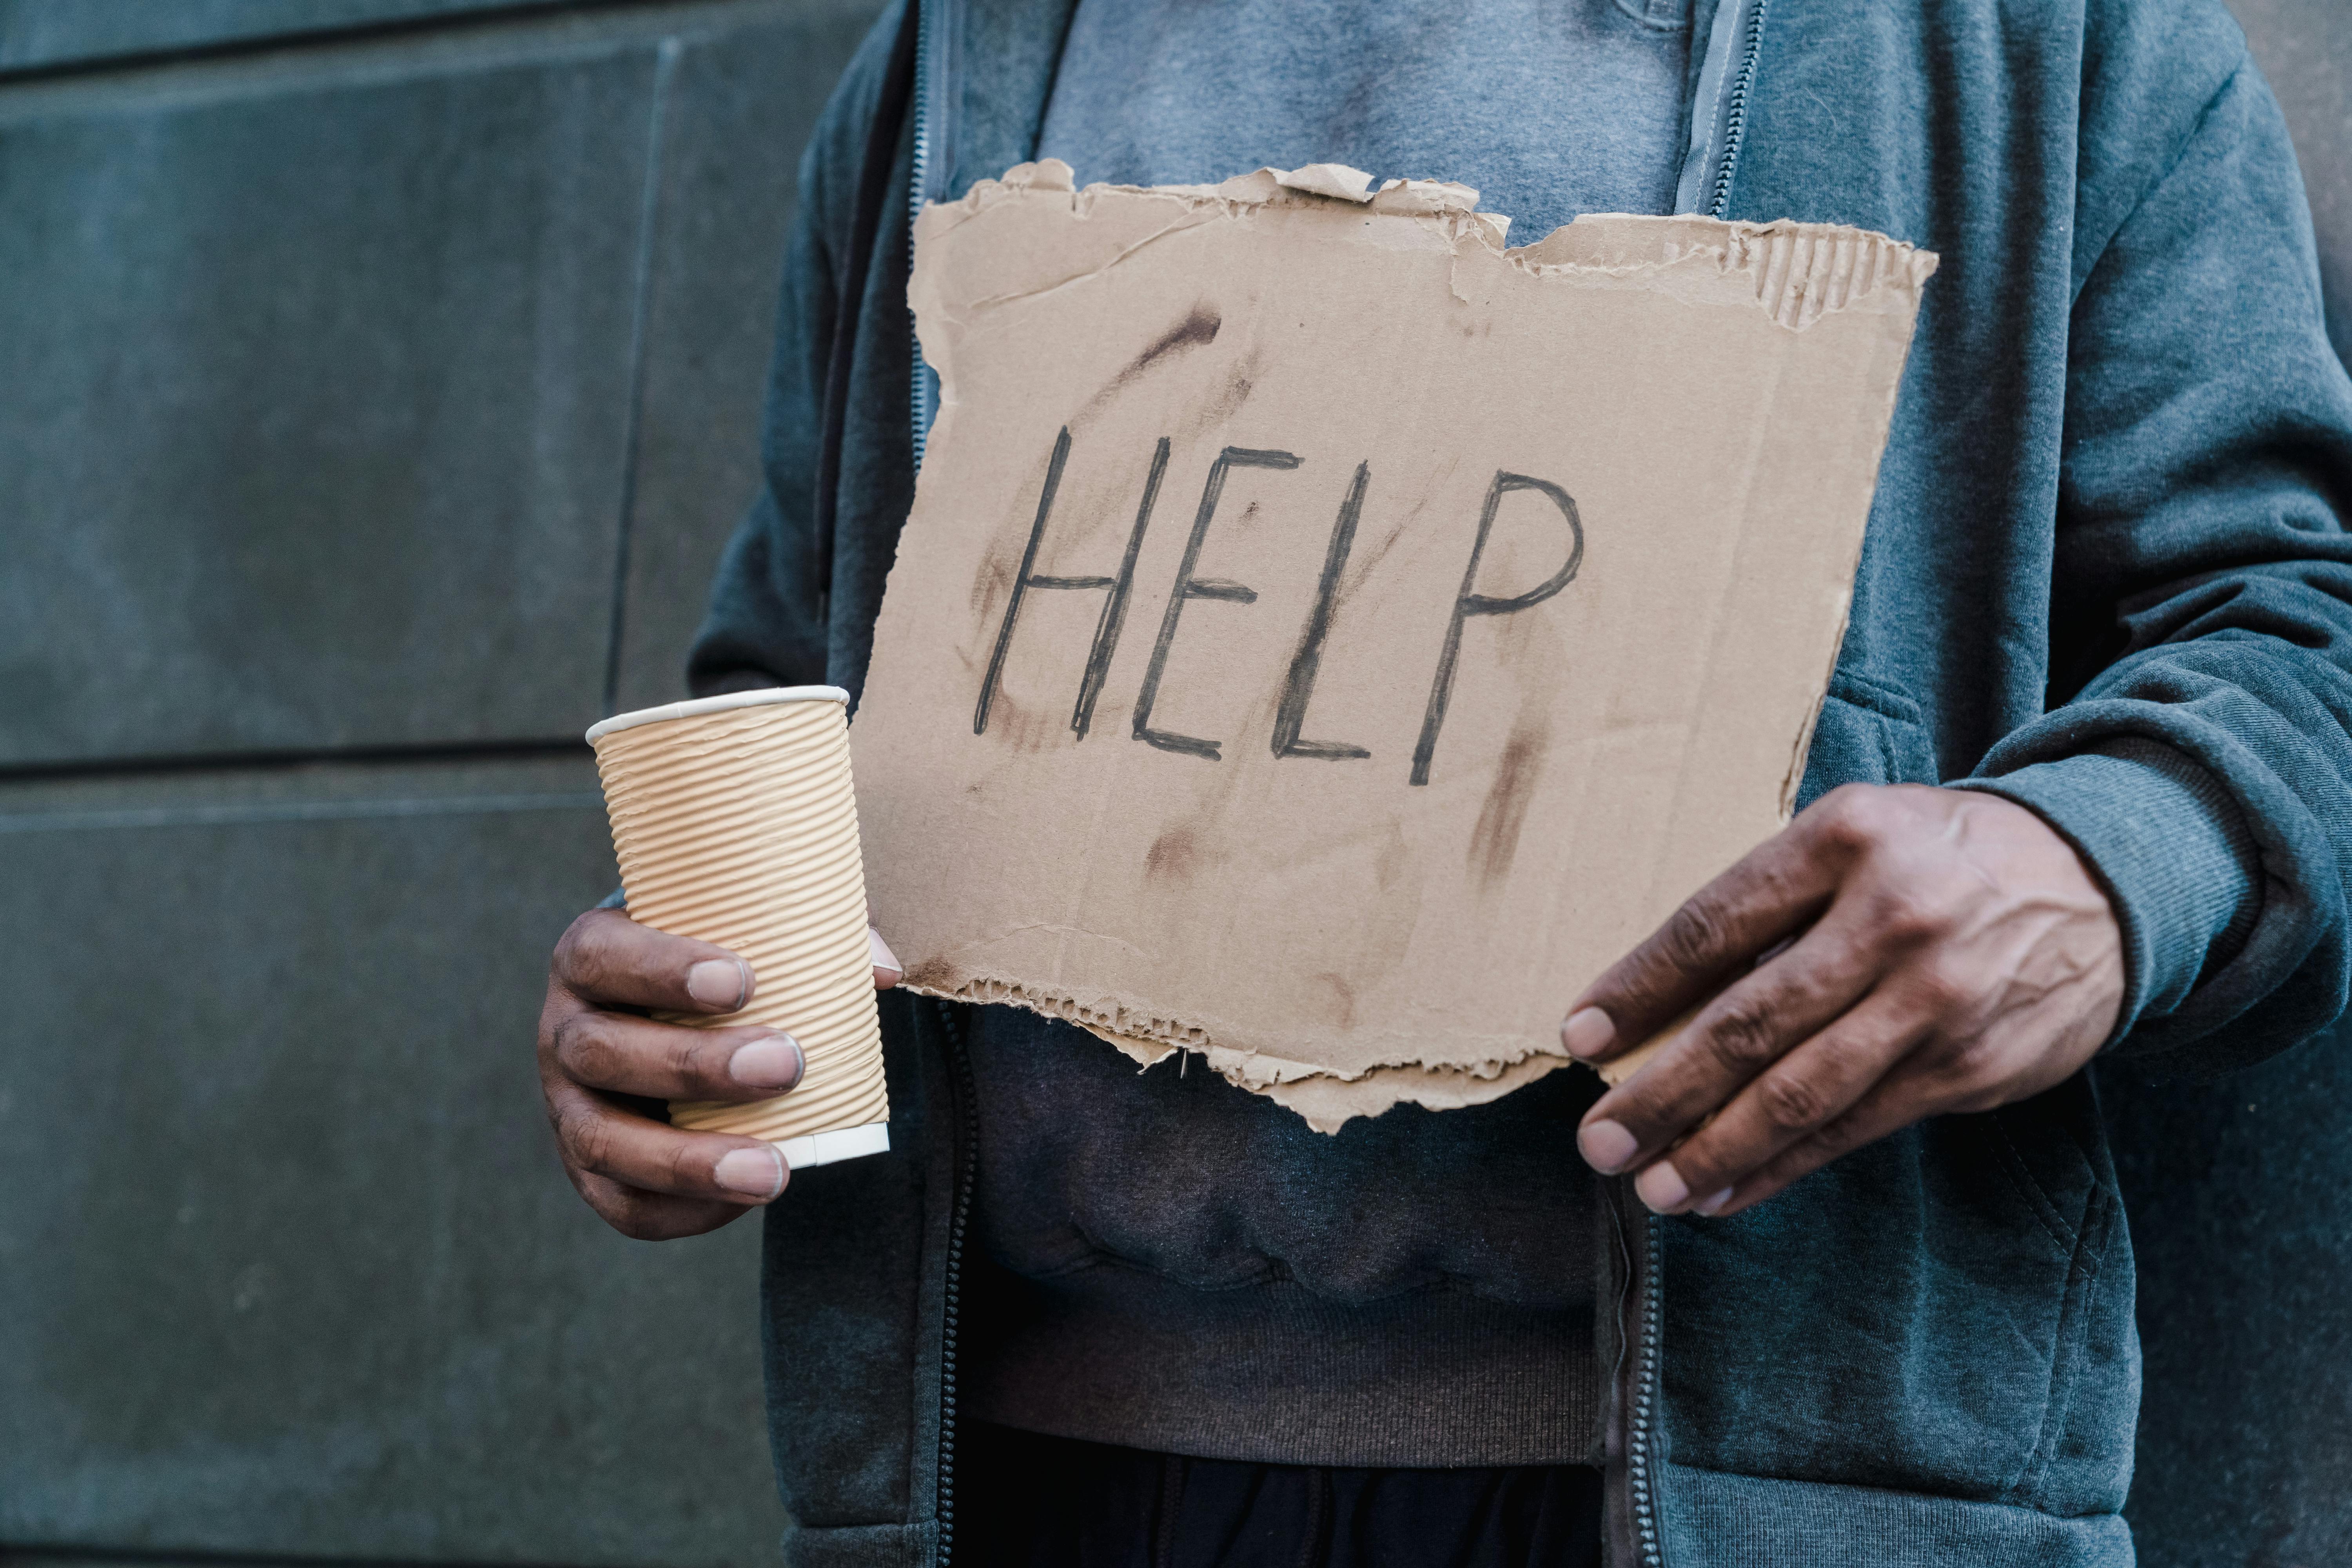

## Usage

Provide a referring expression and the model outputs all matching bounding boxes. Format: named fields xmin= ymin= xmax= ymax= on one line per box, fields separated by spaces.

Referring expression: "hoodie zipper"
xmin=1631 ymin=8 xmax=1768 ymax=1554
xmin=1703 ymin=0 xmax=1769 ymax=219
xmin=905 ymin=9 xmax=966 ymax=1561
xmin=932 ymin=996 xmax=977 ymax=1565
xmin=1624 ymin=6 xmax=1762 ymax=1557
xmin=1628 ymin=1212 xmax=1664 ymax=1568
xmin=908 ymin=0 xmax=945 ymax=467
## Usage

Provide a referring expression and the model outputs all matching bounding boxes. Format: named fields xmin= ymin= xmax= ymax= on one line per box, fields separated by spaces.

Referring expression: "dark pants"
xmin=957 ymin=1423 xmax=1606 ymax=1568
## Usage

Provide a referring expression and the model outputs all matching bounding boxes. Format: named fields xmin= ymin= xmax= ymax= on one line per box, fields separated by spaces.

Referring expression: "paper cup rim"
xmin=585 ymin=685 xmax=850 ymax=744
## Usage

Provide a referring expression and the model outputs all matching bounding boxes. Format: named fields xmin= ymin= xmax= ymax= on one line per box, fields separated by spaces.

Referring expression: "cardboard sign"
xmin=855 ymin=161 xmax=1935 ymax=1129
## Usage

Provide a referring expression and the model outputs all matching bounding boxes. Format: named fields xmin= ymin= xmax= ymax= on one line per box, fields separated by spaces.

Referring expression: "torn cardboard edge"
xmin=872 ymin=161 xmax=1936 ymax=1130
xmin=923 ymin=158 xmax=1936 ymax=339
xmin=1082 ymin=1019 xmax=1579 ymax=1136
xmin=896 ymin=967 xmax=1653 ymax=1133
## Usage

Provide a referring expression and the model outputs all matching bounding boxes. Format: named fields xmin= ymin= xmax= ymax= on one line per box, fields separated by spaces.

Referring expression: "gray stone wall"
xmin=0 ymin=2 xmax=880 ymax=1563
xmin=0 ymin=2 xmax=2344 ymax=1565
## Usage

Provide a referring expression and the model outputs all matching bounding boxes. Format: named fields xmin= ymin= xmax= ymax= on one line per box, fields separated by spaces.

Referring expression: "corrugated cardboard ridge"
xmin=1512 ymin=216 xmax=1938 ymax=329
xmin=923 ymin=160 xmax=1935 ymax=336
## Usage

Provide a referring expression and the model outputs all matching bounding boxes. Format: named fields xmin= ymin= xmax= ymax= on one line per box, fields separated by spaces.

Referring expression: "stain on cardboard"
xmin=1468 ymin=727 xmax=1544 ymax=886
xmin=970 ymin=551 xmax=1012 ymax=626
xmin=1315 ymin=972 xmax=1358 ymax=1031
xmin=1145 ymin=825 xmax=1200 ymax=881
xmin=1116 ymin=302 xmax=1222 ymax=387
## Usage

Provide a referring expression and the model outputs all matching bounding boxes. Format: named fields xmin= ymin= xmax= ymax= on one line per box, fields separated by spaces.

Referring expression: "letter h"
xmin=973 ymin=427 xmax=1171 ymax=739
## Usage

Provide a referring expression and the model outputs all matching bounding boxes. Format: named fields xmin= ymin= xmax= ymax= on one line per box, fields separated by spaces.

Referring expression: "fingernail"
xmin=1578 ymin=1118 xmax=1639 ymax=1174
xmin=728 ymin=1034 xmax=804 ymax=1090
xmin=1694 ymin=1186 xmax=1736 ymax=1218
xmin=1637 ymin=1161 xmax=1692 ymax=1214
xmin=688 ymin=957 xmax=750 ymax=1011
xmin=714 ymin=1145 xmax=785 ymax=1199
xmin=1561 ymin=1007 xmax=1615 ymax=1060
xmin=868 ymin=927 xmax=904 ymax=983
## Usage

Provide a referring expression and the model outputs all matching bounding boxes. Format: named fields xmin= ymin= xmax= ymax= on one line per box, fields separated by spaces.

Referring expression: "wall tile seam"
xmin=0 ymin=1546 xmax=647 ymax=1568
xmin=0 ymin=0 xmax=842 ymax=125
xmin=602 ymin=33 xmax=683 ymax=717
xmin=0 ymin=792 xmax=605 ymax=834
xmin=0 ymin=1 xmax=610 ymax=84
xmin=0 ymin=742 xmax=595 ymax=789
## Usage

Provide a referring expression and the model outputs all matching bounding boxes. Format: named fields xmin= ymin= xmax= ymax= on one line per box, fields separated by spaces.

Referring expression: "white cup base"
xmin=774 ymin=1121 xmax=891 ymax=1171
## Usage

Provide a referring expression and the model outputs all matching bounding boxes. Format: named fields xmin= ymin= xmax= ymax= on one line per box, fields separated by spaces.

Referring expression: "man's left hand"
xmin=1561 ymin=783 xmax=2125 ymax=1218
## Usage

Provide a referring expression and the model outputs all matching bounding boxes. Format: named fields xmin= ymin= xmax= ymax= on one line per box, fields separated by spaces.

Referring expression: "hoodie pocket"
xmin=1795 ymin=668 xmax=1940 ymax=808
xmin=1659 ymin=1090 xmax=2131 ymax=1512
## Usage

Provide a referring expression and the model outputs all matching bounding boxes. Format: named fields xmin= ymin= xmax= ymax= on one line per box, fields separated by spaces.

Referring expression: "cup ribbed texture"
xmin=591 ymin=698 xmax=887 ymax=1144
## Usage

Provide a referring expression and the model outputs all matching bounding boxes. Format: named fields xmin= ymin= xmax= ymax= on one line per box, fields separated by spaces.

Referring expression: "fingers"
xmin=550 ymin=1009 xmax=804 ymax=1102
xmin=1620 ymin=987 xmax=1931 ymax=1215
xmin=544 ymin=1076 xmax=790 ymax=1208
xmin=1573 ymin=914 xmax=1885 ymax=1179
xmin=1558 ymin=784 xmax=2131 ymax=1221
xmin=567 ymin=1167 xmax=757 ymax=1242
xmin=1706 ymin=1063 xmax=1944 ymax=1218
xmin=1561 ymin=814 xmax=1847 ymax=1067
xmin=555 ymin=909 xmax=904 ymax=1008
xmin=554 ymin=907 xmax=756 ymax=1014
xmin=870 ymin=927 xmax=904 ymax=990
xmin=540 ymin=902 xmax=897 ymax=1246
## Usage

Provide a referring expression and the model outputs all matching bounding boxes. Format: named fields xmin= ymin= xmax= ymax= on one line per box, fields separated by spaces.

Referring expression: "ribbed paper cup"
xmin=586 ymin=687 xmax=889 ymax=1170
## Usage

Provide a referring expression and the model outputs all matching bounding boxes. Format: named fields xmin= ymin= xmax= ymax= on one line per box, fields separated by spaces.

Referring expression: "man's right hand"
xmin=537 ymin=907 xmax=902 ymax=1240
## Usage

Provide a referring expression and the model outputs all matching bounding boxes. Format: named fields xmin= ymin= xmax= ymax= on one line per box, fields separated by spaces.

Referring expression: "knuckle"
xmin=1753 ymin=1069 xmax=1829 ymax=1132
xmin=563 ymin=1014 xmax=651 ymax=1092
xmin=669 ymin=1032 xmax=727 ymax=1092
xmin=550 ymin=1013 xmax=604 ymax=1075
xmin=558 ymin=1105 xmax=617 ymax=1176
xmin=1908 ymin=959 xmax=1977 ymax=1017
xmin=665 ymin=1138 xmax=708 ymax=1196
xmin=1655 ymin=896 xmax=1733 ymax=976
xmin=1810 ymin=1105 xmax=1873 ymax=1158
xmin=534 ymin=997 xmax=571 ymax=1062
xmin=563 ymin=947 xmax=613 ymax=1004
xmin=1702 ymin=998 xmax=1783 ymax=1071
xmin=1666 ymin=1147 xmax=1726 ymax=1194
xmin=558 ymin=911 xmax=662 ymax=1003
xmin=1811 ymin=785 xmax=1890 ymax=849
xmin=552 ymin=911 xmax=602 ymax=983
xmin=1874 ymin=887 xmax=1953 ymax=947
xmin=1932 ymin=1033 xmax=2004 ymax=1093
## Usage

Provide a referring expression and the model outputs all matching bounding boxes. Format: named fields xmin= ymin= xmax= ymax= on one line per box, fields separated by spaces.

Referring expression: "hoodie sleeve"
xmin=1956 ymin=49 xmax=2352 ymax=1075
xmin=683 ymin=2 xmax=909 ymax=699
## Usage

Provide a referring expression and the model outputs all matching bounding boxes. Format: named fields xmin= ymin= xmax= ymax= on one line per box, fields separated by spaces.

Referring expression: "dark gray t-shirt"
xmin=961 ymin=0 xmax=1695 ymax=1468
xmin=1037 ymin=0 xmax=1695 ymax=238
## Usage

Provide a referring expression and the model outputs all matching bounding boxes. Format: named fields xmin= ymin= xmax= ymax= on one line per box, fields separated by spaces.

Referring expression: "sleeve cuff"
xmin=1952 ymin=738 xmax=2261 ymax=1042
